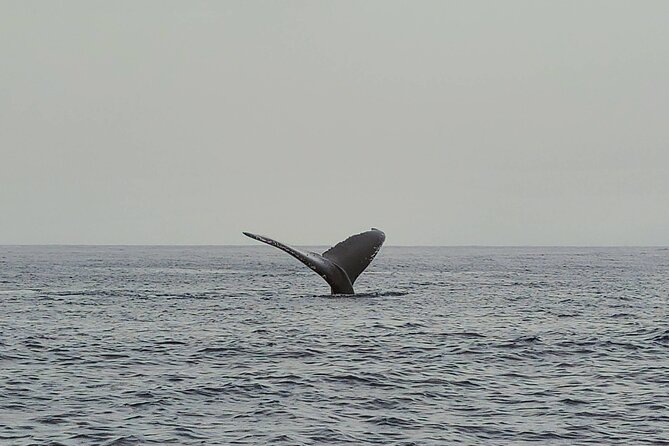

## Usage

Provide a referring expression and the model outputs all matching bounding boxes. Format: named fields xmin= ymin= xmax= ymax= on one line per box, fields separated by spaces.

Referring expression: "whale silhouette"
xmin=243 ymin=228 xmax=385 ymax=295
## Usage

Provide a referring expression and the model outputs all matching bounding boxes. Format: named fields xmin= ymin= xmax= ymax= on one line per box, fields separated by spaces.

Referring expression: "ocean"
xmin=1 ymin=245 xmax=668 ymax=445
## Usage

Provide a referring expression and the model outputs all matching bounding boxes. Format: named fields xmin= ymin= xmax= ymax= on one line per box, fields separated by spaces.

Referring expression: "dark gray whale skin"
xmin=242 ymin=228 xmax=385 ymax=295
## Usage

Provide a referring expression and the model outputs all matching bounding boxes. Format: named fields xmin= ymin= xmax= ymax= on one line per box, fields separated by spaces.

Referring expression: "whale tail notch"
xmin=243 ymin=228 xmax=385 ymax=295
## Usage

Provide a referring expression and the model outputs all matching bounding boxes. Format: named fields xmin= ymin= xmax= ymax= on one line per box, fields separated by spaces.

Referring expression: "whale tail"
xmin=243 ymin=228 xmax=385 ymax=295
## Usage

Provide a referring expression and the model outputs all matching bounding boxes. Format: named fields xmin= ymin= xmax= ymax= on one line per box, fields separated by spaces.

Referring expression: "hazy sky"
xmin=2 ymin=1 xmax=668 ymax=245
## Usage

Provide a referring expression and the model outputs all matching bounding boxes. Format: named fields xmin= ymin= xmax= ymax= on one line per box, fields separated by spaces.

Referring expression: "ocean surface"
xmin=1 ymin=245 xmax=668 ymax=445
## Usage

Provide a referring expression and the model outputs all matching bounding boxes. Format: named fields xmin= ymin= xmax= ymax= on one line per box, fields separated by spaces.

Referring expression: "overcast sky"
xmin=1 ymin=1 xmax=668 ymax=245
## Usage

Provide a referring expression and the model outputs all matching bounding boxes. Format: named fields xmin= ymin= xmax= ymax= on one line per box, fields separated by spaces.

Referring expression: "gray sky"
xmin=2 ymin=1 xmax=668 ymax=245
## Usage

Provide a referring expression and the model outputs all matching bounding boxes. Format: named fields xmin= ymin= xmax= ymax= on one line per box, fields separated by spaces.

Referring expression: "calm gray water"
xmin=1 ymin=246 xmax=668 ymax=445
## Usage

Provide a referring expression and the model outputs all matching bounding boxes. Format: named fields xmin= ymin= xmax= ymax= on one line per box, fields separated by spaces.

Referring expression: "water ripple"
xmin=1 ymin=246 xmax=668 ymax=444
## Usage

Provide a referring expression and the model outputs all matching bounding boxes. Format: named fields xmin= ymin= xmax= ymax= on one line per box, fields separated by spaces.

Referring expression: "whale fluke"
xmin=243 ymin=228 xmax=385 ymax=295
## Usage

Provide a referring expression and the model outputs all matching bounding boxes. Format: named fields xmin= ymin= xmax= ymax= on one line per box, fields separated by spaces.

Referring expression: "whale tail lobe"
xmin=321 ymin=228 xmax=385 ymax=284
xmin=243 ymin=228 xmax=385 ymax=295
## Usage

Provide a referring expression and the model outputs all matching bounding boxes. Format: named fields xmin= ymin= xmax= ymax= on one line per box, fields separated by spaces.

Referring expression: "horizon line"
xmin=1 ymin=243 xmax=668 ymax=248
